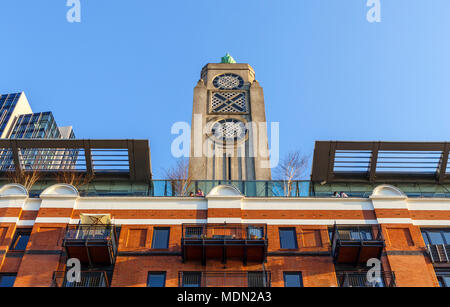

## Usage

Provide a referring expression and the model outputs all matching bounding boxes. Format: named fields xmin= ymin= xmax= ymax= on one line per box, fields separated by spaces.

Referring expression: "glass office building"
xmin=0 ymin=92 xmax=76 ymax=170
xmin=9 ymin=112 xmax=61 ymax=139
xmin=0 ymin=92 xmax=32 ymax=138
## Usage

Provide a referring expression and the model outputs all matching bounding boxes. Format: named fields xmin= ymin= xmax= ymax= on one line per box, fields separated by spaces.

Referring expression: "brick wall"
xmin=0 ymin=183 xmax=447 ymax=287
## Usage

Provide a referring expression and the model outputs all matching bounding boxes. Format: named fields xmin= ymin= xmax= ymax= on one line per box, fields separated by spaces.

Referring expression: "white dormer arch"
xmin=206 ymin=184 xmax=243 ymax=199
xmin=40 ymin=184 xmax=79 ymax=198
xmin=0 ymin=184 xmax=28 ymax=198
xmin=370 ymin=185 xmax=407 ymax=199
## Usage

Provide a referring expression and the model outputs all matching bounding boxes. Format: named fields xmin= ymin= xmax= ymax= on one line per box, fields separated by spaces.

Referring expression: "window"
xmin=209 ymin=119 xmax=248 ymax=143
xmin=147 ymin=272 xmax=166 ymax=287
xmin=437 ymin=274 xmax=450 ymax=287
xmin=182 ymin=272 xmax=201 ymax=287
xmin=247 ymin=226 xmax=264 ymax=239
xmin=284 ymin=272 xmax=303 ymax=287
xmin=428 ymin=232 xmax=445 ymax=244
xmin=0 ymin=274 xmax=16 ymax=287
xmin=212 ymin=73 xmax=244 ymax=90
xmin=151 ymin=228 xmax=170 ymax=249
xmin=422 ymin=229 xmax=450 ymax=245
xmin=210 ymin=92 xmax=248 ymax=114
xmin=444 ymin=232 xmax=450 ymax=244
xmin=10 ymin=229 xmax=31 ymax=251
xmin=279 ymin=228 xmax=298 ymax=249
xmin=354 ymin=229 xmax=372 ymax=240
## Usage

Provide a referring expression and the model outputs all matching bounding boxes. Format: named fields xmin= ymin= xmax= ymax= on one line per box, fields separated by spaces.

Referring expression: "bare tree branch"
xmin=54 ymin=172 xmax=94 ymax=189
xmin=6 ymin=171 xmax=41 ymax=192
xmin=165 ymin=158 xmax=194 ymax=196
xmin=273 ymin=150 xmax=309 ymax=196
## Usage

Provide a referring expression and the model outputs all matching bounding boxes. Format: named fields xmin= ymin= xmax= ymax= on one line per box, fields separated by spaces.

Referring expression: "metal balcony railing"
xmin=426 ymin=244 xmax=450 ymax=263
xmin=336 ymin=271 xmax=396 ymax=287
xmin=64 ymin=225 xmax=117 ymax=247
xmin=178 ymin=271 xmax=271 ymax=287
xmin=181 ymin=224 xmax=268 ymax=264
xmin=63 ymin=224 xmax=118 ymax=265
xmin=51 ymin=271 xmax=109 ymax=287
xmin=18 ymin=179 xmax=450 ymax=198
xmin=331 ymin=224 xmax=385 ymax=265
xmin=150 ymin=180 xmax=312 ymax=198
xmin=331 ymin=224 xmax=383 ymax=246
xmin=182 ymin=224 xmax=268 ymax=241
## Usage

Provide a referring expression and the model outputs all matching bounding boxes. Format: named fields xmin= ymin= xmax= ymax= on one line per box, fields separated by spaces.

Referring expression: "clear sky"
xmin=0 ymin=1 xmax=449 ymax=178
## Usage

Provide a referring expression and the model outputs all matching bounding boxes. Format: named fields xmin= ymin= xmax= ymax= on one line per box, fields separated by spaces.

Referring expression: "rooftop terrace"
xmin=1 ymin=139 xmax=449 ymax=198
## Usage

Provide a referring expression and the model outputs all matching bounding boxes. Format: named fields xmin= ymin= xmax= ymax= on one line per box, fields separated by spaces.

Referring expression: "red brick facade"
xmin=0 ymin=183 xmax=447 ymax=287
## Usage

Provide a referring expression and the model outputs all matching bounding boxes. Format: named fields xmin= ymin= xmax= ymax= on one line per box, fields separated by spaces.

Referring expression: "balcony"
xmin=178 ymin=271 xmax=271 ymax=287
xmin=336 ymin=271 xmax=396 ymax=287
xmin=63 ymin=224 xmax=118 ymax=266
xmin=331 ymin=225 xmax=384 ymax=265
xmin=426 ymin=244 xmax=450 ymax=263
xmin=51 ymin=271 xmax=109 ymax=287
xmin=181 ymin=224 xmax=268 ymax=265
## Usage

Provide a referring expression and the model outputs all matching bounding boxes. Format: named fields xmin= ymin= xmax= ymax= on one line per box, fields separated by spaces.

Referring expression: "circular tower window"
xmin=213 ymin=74 xmax=244 ymax=90
xmin=210 ymin=119 xmax=247 ymax=143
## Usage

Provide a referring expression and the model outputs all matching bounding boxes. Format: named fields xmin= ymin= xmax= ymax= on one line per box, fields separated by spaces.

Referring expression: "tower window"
xmin=212 ymin=73 xmax=244 ymax=90
xmin=210 ymin=119 xmax=247 ymax=144
xmin=210 ymin=91 xmax=248 ymax=114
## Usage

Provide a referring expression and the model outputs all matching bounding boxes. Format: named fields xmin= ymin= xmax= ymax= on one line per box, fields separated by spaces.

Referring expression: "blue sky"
xmin=0 ymin=1 xmax=449 ymax=178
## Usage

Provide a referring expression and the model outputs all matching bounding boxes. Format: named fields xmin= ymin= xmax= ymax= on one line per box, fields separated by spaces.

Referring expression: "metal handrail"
xmin=426 ymin=244 xmax=450 ymax=263
xmin=336 ymin=271 xmax=396 ymax=287
xmin=331 ymin=223 xmax=384 ymax=262
xmin=182 ymin=224 xmax=268 ymax=241
xmin=63 ymin=224 xmax=118 ymax=259
xmin=15 ymin=179 xmax=450 ymax=198
xmin=51 ymin=271 xmax=109 ymax=287
xmin=331 ymin=224 xmax=383 ymax=244
xmin=64 ymin=224 xmax=116 ymax=241
xmin=178 ymin=271 xmax=271 ymax=287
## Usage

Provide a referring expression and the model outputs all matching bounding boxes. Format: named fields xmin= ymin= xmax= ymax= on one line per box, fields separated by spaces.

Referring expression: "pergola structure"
xmin=0 ymin=139 xmax=152 ymax=182
xmin=312 ymin=141 xmax=450 ymax=184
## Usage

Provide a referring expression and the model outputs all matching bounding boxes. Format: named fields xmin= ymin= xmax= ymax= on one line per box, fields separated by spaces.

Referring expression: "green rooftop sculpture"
xmin=221 ymin=53 xmax=237 ymax=64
